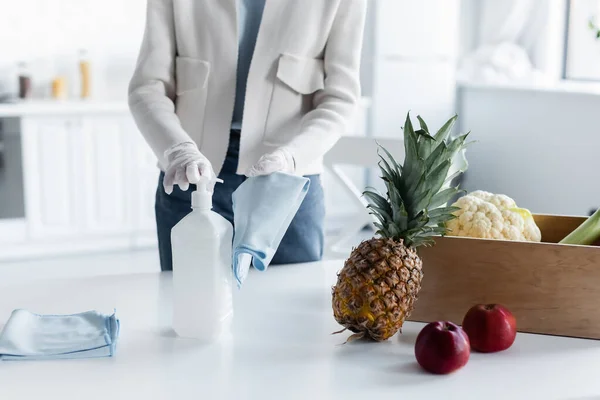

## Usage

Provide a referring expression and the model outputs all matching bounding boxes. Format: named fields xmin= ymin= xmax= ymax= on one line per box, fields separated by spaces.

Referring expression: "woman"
xmin=128 ymin=0 xmax=367 ymax=271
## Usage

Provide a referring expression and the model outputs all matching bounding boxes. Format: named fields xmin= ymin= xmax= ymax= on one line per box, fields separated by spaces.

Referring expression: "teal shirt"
xmin=231 ymin=0 xmax=266 ymax=130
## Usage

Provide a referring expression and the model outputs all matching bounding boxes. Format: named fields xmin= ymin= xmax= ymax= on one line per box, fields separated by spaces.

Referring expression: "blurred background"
xmin=0 ymin=0 xmax=599 ymax=273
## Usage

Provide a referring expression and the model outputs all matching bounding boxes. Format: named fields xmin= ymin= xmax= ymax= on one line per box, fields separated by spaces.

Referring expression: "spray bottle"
xmin=171 ymin=176 xmax=234 ymax=341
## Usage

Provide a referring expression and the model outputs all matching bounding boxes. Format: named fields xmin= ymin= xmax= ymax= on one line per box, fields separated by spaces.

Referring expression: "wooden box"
xmin=411 ymin=214 xmax=600 ymax=339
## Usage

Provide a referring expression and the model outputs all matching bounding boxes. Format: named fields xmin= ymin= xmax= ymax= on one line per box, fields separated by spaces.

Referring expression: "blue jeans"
xmin=154 ymin=130 xmax=325 ymax=271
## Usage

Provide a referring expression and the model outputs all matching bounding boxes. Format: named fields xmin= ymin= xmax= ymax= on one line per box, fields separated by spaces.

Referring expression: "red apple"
xmin=462 ymin=304 xmax=517 ymax=353
xmin=414 ymin=321 xmax=470 ymax=374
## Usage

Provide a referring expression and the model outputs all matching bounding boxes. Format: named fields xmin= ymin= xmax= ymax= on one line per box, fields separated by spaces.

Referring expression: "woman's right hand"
xmin=163 ymin=142 xmax=215 ymax=194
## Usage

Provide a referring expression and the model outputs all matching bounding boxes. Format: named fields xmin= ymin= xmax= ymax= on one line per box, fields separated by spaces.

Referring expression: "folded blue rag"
xmin=232 ymin=172 xmax=310 ymax=287
xmin=0 ymin=309 xmax=120 ymax=361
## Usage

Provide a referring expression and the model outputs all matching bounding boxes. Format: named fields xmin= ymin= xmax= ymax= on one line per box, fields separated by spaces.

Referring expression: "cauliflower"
xmin=445 ymin=190 xmax=542 ymax=242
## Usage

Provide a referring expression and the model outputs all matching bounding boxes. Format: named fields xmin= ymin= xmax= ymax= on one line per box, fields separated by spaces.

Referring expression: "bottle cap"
xmin=191 ymin=176 xmax=223 ymax=210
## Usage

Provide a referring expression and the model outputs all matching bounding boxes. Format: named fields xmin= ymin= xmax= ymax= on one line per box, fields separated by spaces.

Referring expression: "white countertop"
xmin=459 ymin=80 xmax=600 ymax=97
xmin=0 ymin=100 xmax=130 ymax=117
xmin=0 ymin=97 xmax=372 ymax=119
xmin=1 ymin=260 xmax=599 ymax=400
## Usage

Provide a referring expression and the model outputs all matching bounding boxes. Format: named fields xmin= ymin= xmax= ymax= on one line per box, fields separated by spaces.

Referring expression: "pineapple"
xmin=331 ymin=112 xmax=470 ymax=342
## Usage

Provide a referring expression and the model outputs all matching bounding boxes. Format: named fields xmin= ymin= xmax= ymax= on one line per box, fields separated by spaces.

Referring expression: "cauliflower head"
xmin=445 ymin=190 xmax=542 ymax=242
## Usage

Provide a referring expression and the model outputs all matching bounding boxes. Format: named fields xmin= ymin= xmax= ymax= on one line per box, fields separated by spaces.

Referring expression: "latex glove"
xmin=163 ymin=142 xmax=214 ymax=194
xmin=247 ymin=148 xmax=295 ymax=177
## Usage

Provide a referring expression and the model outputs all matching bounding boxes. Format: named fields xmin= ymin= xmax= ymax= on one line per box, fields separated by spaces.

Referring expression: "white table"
xmin=1 ymin=260 xmax=599 ymax=400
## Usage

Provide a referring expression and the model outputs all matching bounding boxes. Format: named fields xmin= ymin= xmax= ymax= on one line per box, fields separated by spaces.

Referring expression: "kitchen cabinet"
xmin=21 ymin=117 xmax=80 ymax=239
xmin=79 ymin=117 xmax=129 ymax=235
xmin=21 ymin=115 xmax=138 ymax=239
xmin=124 ymin=116 xmax=161 ymax=247
xmin=0 ymin=102 xmax=158 ymax=261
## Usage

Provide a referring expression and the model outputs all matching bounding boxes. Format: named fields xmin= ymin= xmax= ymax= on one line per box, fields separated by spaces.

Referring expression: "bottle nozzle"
xmin=196 ymin=176 xmax=222 ymax=191
xmin=192 ymin=176 xmax=223 ymax=209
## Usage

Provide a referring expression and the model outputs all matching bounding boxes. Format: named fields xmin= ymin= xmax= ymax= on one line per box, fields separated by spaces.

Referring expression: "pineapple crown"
xmin=364 ymin=112 xmax=471 ymax=248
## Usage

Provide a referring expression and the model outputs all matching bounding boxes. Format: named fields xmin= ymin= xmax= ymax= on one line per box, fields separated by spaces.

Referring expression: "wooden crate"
xmin=411 ymin=214 xmax=600 ymax=339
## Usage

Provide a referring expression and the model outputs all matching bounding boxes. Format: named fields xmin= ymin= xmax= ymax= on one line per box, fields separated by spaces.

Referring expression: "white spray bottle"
xmin=171 ymin=176 xmax=234 ymax=341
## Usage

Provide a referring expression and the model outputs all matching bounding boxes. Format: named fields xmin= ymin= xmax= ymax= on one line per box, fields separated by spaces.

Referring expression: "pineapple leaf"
xmin=407 ymin=211 xmax=429 ymax=230
xmin=387 ymin=184 xmax=403 ymax=209
xmin=388 ymin=223 xmax=400 ymax=238
xmin=415 ymin=129 xmax=435 ymax=142
xmin=402 ymin=228 xmax=429 ymax=242
xmin=364 ymin=194 xmax=393 ymax=225
xmin=366 ymin=112 xmax=473 ymax=247
xmin=392 ymin=207 xmax=409 ymax=230
xmin=391 ymin=196 xmax=409 ymax=228
xmin=416 ymin=116 xmax=436 ymax=158
xmin=424 ymin=141 xmax=448 ymax=174
xmin=363 ymin=190 xmax=391 ymax=214
xmin=427 ymin=211 xmax=459 ymax=227
xmin=428 ymin=206 xmax=460 ymax=219
xmin=402 ymin=114 xmax=426 ymax=194
xmin=369 ymin=211 xmax=389 ymax=228
xmin=372 ymin=222 xmax=388 ymax=237
xmin=434 ymin=114 xmax=458 ymax=142
xmin=377 ymin=145 xmax=405 ymax=196
xmin=379 ymin=172 xmax=394 ymax=188
xmin=404 ymin=216 xmax=433 ymax=234
xmin=377 ymin=160 xmax=395 ymax=184
xmin=412 ymin=189 xmax=434 ymax=218
xmin=428 ymin=215 xmax=456 ymax=227
xmin=446 ymin=133 xmax=470 ymax=161
xmin=393 ymin=214 xmax=409 ymax=232
xmin=417 ymin=115 xmax=430 ymax=134
xmin=402 ymin=113 xmax=419 ymax=179
xmin=416 ymin=129 xmax=437 ymax=162
xmin=388 ymin=186 xmax=409 ymax=234
xmin=430 ymin=188 xmax=463 ymax=208
xmin=368 ymin=209 xmax=391 ymax=228
xmin=404 ymin=173 xmax=427 ymax=216
xmin=426 ymin=159 xmax=452 ymax=196
xmin=414 ymin=227 xmax=450 ymax=239
xmin=444 ymin=169 xmax=463 ymax=185
xmin=377 ymin=145 xmax=402 ymax=176
xmin=367 ymin=207 xmax=389 ymax=224
xmin=403 ymin=157 xmax=425 ymax=197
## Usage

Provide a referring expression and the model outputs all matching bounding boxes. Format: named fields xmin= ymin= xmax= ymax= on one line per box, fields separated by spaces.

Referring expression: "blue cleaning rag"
xmin=232 ymin=172 xmax=310 ymax=287
xmin=0 ymin=309 xmax=120 ymax=361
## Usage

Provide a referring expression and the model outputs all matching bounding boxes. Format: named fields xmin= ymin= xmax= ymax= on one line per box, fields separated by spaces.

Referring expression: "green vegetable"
xmin=559 ymin=208 xmax=600 ymax=245
xmin=589 ymin=17 xmax=600 ymax=40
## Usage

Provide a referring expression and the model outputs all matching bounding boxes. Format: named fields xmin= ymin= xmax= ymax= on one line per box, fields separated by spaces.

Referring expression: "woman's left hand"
xmin=247 ymin=148 xmax=295 ymax=177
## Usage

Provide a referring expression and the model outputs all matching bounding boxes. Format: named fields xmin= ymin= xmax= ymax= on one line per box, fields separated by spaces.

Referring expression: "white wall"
xmin=0 ymin=0 xmax=146 ymax=100
xmin=458 ymin=83 xmax=600 ymax=217
xmin=566 ymin=0 xmax=600 ymax=80
xmin=457 ymin=0 xmax=482 ymax=59
xmin=370 ymin=0 xmax=461 ymax=137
